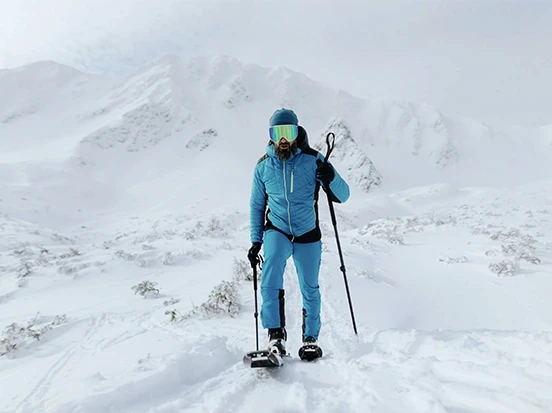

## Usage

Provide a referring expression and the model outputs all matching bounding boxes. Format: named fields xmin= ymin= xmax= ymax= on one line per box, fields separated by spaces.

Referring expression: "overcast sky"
xmin=1 ymin=0 xmax=551 ymax=126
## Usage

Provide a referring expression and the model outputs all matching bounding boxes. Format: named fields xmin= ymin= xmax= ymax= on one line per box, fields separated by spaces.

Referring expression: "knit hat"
xmin=269 ymin=108 xmax=299 ymax=126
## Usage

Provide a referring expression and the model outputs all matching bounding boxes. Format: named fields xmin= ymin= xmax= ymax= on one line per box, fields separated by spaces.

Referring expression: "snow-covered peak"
xmin=0 ymin=61 xmax=85 ymax=122
xmin=1 ymin=55 xmax=551 ymax=193
xmin=313 ymin=118 xmax=383 ymax=193
xmin=2 ymin=60 xmax=84 ymax=81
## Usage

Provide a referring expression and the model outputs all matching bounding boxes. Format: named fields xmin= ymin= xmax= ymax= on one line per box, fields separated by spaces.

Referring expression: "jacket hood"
xmin=296 ymin=126 xmax=310 ymax=150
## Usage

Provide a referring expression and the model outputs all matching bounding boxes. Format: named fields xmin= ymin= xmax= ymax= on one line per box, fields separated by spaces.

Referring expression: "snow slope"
xmin=1 ymin=56 xmax=552 ymax=413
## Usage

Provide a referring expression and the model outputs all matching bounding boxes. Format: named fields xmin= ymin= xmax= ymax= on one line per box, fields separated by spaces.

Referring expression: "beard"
xmin=274 ymin=140 xmax=297 ymax=161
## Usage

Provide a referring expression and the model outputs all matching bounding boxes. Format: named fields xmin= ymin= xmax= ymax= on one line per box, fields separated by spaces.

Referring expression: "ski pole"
xmin=322 ymin=132 xmax=358 ymax=336
xmin=251 ymin=255 xmax=263 ymax=351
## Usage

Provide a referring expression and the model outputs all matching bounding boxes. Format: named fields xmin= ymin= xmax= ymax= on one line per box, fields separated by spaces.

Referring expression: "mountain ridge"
xmin=1 ymin=55 xmax=551 ymax=196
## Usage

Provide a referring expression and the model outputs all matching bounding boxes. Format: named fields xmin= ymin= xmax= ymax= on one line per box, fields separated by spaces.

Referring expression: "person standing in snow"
xmin=247 ymin=108 xmax=350 ymax=357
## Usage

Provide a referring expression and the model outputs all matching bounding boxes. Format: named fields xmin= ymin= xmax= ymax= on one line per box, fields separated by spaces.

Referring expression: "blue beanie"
xmin=269 ymin=108 xmax=299 ymax=126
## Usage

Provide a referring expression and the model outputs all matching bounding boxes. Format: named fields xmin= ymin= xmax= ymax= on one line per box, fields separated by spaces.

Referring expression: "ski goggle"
xmin=269 ymin=124 xmax=299 ymax=143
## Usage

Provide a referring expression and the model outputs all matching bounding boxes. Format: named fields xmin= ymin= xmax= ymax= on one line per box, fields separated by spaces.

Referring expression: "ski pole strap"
xmin=249 ymin=254 xmax=264 ymax=269
xmin=325 ymin=132 xmax=335 ymax=162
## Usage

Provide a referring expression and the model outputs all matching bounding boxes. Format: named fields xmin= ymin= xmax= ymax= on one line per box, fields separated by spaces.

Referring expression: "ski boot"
xmin=298 ymin=336 xmax=323 ymax=361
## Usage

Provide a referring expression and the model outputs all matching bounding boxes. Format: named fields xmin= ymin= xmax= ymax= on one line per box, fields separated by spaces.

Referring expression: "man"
xmin=247 ymin=108 xmax=350 ymax=359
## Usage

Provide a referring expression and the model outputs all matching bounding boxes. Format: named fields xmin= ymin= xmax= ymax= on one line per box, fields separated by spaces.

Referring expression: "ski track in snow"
xmin=14 ymin=315 xmax=106 ymax=413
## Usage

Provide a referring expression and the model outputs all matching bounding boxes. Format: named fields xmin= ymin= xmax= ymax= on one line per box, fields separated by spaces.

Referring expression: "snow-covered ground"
xmin=1 ymin=57 xmax=552 ymax=413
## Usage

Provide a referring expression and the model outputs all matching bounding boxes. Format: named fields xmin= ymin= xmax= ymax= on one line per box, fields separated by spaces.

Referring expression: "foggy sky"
xmin=1 ymin=0 xmax=551 ymax=126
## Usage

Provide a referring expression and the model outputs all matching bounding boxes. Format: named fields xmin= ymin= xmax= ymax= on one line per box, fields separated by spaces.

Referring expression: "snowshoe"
xmin=243 ymin=349 xmax=283 ymax=368
xmin=298 ymin=336 xmax=323 ymax=361
xmin=243 ymin=328 xmax=287 ymax=369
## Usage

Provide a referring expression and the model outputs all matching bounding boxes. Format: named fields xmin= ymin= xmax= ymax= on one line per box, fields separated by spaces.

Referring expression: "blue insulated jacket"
xmin=250 ymin=130 xmax=350 ymax=244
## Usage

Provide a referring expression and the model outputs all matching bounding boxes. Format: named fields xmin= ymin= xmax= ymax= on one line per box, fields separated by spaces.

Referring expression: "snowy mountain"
xmin=316 ymin=118 xmax=382 ymax=192
xmin=1 ymin=56 xmax=552 ymax=413
xmin=3 ymin=56 xmax=551 ymax=192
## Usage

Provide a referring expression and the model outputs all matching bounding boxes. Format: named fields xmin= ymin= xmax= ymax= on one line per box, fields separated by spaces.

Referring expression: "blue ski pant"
xmin=260 ymin=229 xmax=322 ymax=340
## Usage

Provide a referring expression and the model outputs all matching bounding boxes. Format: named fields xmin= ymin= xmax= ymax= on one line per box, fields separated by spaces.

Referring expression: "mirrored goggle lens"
xmin=269 ymin=125 xmax=298 ymax=142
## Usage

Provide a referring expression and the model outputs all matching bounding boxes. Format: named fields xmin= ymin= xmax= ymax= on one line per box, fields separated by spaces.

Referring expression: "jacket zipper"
xmin=291 ymin=168 xmax=294 ymax=193
xmin=283 ymin=161 xmax=294 ymax=236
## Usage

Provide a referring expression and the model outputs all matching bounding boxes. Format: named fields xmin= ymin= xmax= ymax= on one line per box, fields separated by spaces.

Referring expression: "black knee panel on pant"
xmin=279 ymin=289 xmax=285 ymax=328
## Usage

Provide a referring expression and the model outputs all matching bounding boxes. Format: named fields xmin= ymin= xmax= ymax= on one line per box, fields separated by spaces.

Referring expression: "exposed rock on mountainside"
xmin=315 ymin=118 xmax=383 ymax=192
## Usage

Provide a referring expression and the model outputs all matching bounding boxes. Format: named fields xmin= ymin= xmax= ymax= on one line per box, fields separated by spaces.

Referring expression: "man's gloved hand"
xmin=247 ymin=242 xmax=262 ymax=266
xmin=316 ymin=160 xmax=335 ymax=185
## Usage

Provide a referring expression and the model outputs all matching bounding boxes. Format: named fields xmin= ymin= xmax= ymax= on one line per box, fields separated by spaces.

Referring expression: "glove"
xmin=247 ymin=242 xmax=262 ymax=266
xmin=316 ymin=159 xmax=335 ymax=185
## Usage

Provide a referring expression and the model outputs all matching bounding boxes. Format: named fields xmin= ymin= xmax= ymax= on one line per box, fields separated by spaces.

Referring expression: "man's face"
xmin=269 ymin=124 xmax=299 ymax=161
xmin=275 ymin=138 xmax=296 ymax=161
xmin=278 ymin=137 xmax=290 ymax=151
